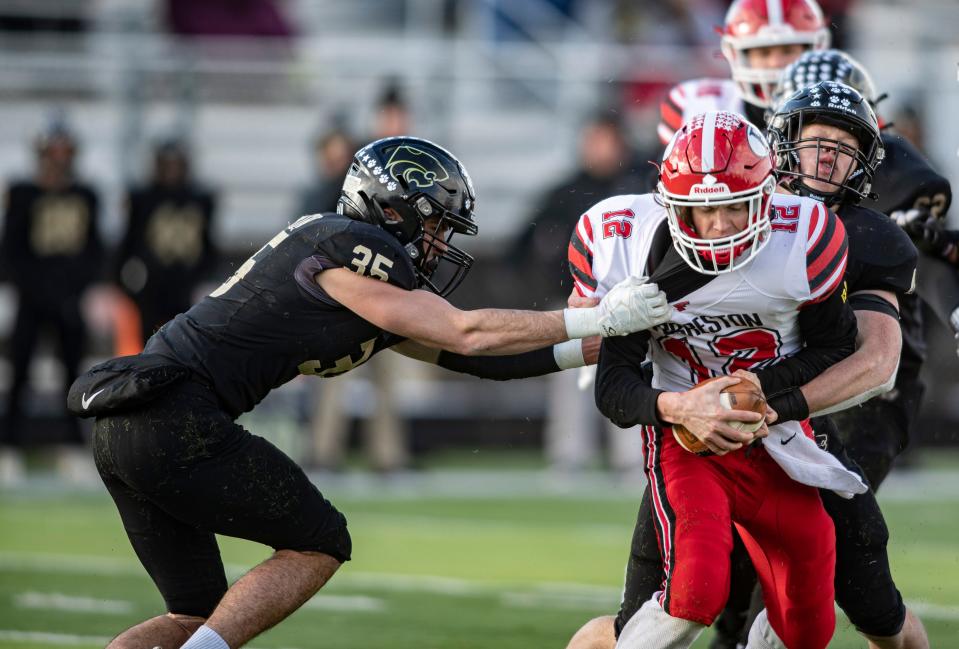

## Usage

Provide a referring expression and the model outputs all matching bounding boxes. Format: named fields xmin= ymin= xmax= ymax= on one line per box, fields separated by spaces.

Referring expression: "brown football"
xmin=671 ymin=377 xmax=767 ymax=456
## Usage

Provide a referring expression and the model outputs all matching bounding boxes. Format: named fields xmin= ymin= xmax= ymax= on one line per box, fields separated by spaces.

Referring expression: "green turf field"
xmin=0 ymin=469 xmax=957 ymax=648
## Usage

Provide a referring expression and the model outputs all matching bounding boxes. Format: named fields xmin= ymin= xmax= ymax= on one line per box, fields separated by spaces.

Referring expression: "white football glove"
xmin=564 ymin=276 xmax=673 ymax=338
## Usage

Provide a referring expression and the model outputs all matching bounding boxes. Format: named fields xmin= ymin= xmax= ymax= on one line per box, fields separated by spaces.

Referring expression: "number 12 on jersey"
xmin=661 ymin=328 xmax=782 ymax=383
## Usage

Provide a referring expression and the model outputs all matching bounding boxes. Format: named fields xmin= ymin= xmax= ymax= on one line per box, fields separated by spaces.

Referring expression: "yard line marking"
xmin=0 ymin=630 xmax=111 ymax=646
xmin=0 ymin=630 xmax=296 ymax=649
xmin=301 ymin=594 xmax=385 ymax=612
xmin=14 ymin=591 xmax=132 ymax=614
xmin=501 ymin=591 xmax=618 ymax=610
xmin=4 ymin=551 xmax=959 ymax=623
xmin=0 ymin=552 xmax=141 ymax=576
xmin=907 ymin=600 xmax=959 ymax=621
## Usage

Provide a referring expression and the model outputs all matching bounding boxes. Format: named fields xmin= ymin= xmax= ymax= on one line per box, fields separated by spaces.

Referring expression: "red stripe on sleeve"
xmin=806 ymin=202 xmax=826 ymax=251
xmin=660 ymin=101 xmax=683 ymax=131
xmin=567 ymin=242 xmax=594 ymax=280
xmin=806 ymin=211 xmax=845 ymax=283
xmin=581 ymin=215 xmax=593 ymax=245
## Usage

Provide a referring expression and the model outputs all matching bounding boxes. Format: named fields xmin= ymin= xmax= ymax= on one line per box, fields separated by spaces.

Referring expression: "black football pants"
xmin=93 ymin=378 xmax=352 ymax=617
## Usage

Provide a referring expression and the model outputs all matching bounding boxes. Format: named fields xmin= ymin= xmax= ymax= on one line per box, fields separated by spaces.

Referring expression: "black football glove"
xmin=892 ymin=208 xmax=958 ymax=260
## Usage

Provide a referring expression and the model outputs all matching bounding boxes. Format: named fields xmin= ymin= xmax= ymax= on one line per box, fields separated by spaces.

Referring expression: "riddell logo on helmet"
xmin=690 ymin=183 xmax=731 ymax=195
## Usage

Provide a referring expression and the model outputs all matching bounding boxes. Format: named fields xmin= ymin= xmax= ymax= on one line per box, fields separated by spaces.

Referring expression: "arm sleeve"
xmin=594 ymin=331 xmax=665 ymax=428
xmin=436 ymin=346 xmax=560 ymax=381
xmin=568 ymin=213 xmax=597 ymax=297
xmin=756 ymin=285 xmax=859 ymax=420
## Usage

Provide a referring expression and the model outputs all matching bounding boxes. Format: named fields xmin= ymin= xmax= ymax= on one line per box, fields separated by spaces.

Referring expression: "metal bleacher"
xmin=1 ymin=0 xmax=957 ymax=451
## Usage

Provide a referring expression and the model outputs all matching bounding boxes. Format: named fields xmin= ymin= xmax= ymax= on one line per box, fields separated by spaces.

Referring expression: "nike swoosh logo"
xmin=780 ymin=432 xmax=797 ymax=445
xmin=81 ymin=388 xmax=106 ymax=410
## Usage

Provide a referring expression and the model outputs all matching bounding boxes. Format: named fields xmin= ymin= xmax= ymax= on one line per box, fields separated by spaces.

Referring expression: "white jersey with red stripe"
xmin=658 ymin=78 xmax=746 ymax=145
xmin=568 ymin=191 xmax=866 ymax=496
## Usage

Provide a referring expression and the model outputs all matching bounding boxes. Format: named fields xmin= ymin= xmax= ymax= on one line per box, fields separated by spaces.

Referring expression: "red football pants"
xmin=641 ymin=426 xmax=836 ymax=649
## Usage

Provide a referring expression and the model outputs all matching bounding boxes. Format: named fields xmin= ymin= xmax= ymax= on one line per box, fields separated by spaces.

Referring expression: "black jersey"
xmin=117 ymin=183 xmax=218 ymax=291
xmin=144 ymin=213 xmax=417 ymax=416
xmin=1 ymin=179 xmax=102 ymax=299
xmin=866 ymin=133 xmax=952 ymax=384
xmin=838 ymin=203 xmax=917 ymax=298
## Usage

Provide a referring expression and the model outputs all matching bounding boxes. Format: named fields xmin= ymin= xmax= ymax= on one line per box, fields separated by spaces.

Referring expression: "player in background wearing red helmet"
xmin=657 ymin=0 xmax=830 ymax=146
xmin=566 ymin=111 xmax=866 ymax=649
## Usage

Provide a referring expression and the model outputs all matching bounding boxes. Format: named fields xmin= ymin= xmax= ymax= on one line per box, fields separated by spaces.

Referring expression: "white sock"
xmin=616 ymin=594 xmax=705 ymax=649
xmin=179 ymin=625 xmax=230 ymax=649
xmin=746 ymin=609 xmax=786 ymax=649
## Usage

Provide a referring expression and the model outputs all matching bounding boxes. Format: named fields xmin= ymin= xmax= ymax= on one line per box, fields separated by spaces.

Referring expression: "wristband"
xmin=553 ymin=339 xmax=586 ymax=370
xmin=563 ymin=307 xmax=601 ymax=339
xmin=766 ymin=387 xmax=809 ymax=424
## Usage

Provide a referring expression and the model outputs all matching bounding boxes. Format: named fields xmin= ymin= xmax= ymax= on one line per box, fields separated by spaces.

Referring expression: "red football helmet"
xmin=658 ymin=111 xmax=775 ymax=275
xmin=721 ymin=0 xmax=831 ymax=108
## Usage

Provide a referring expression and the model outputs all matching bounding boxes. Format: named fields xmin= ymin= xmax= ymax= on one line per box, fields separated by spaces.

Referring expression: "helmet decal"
xmin=386 ymin=145 xmax=451 ymax=189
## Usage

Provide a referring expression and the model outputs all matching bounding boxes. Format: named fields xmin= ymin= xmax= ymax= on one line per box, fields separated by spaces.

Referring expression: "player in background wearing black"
xmin=0 ymin=119 xmax=102 ymax=484
xmin=114 ymin=138 xmax=219 ymax=346
xmin=68 ymin=137 xmax=674 ymax=649
xmin=774 ymin=50 xmax=955 ymax=489
xmin=712 ymin=77 xmax=932 ymax=649
xmin=566 ymin=82 xmax=925 ymax=649
xmin=714 ymin=50 xmax=956 ymax=648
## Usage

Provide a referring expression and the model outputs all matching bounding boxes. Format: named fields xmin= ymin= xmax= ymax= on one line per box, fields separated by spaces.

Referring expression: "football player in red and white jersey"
xmin=657 ymin=0 xmax=830 ymax=145
xmin=567 ymin=111 xmax=868 ymax=649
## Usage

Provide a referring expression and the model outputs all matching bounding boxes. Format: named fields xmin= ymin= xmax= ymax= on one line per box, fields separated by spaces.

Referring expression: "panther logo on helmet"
xmin=386 ymin=146 xmax=451 ymax=189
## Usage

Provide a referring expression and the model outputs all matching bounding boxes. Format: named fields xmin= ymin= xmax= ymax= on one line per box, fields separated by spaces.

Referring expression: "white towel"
xmin=762 ymin=421 xmax=867 ymax=499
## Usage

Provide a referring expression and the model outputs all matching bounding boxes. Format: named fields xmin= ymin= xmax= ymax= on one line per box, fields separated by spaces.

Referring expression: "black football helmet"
xmin=767 ymin=81 xmax=884 ymax=206
xmin=771 ymin=49 xmax=879 ymax=109
xmin=338 ymin=136 xmax=478 ymax=297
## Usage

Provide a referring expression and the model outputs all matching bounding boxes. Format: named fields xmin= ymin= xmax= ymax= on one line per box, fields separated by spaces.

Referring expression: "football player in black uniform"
xmin=707 ymin=53 xmax=952 ymax=648
xmin=565 ymin=82 xmax=927 ymax=649
xmin=69 ymin=136 xmax=675 ymax=649
xmin=776 ymin=50 xmax=955 ymax=488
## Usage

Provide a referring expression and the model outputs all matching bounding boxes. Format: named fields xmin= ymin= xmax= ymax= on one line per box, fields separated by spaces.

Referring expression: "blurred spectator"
xmin=372 ymin=82 xmax=411 ymax=139
xmin=0 ymin=117 xmax=102 ymax=484
xmin=309 ymin=83 xmax=415 ymax=474
xmin=113 ymin=138 xmax=219 ymax=349
xmin=0 ymin=2 xmax=89 ymax=34
xmin=613 ymin=0 xmax=724 ymax=47
xmin=509 ymin=113 xmax=649 ymax=475
xmin=165 ymin=0 xmax=293 ymax=38
xmin=892 ymin=101 xmax=928 ymax=155
xmin=295 ymin=127 xmax=356 ymax=217
xmin=509 ymin=113 xmax=648 ymax=305
xmin=817 ymin=0 xmax=855 ymax=49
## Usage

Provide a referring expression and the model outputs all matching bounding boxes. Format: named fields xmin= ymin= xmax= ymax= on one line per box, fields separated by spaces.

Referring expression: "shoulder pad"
xmin=840 ymin=204 xmax=918 ymax=295
xmin=317 ymin=221 xmax=418 ymax=290
xmin=870 ymin=134 xmax=952 ymax=217
xmin=570 ymin=194 xmax=666 ymax=296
